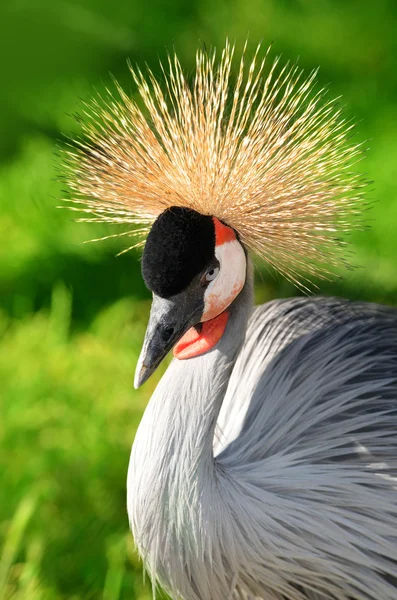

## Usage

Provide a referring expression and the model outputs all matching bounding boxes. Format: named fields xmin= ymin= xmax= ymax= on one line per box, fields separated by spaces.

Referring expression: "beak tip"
xmin=134 ymin=362 xmax=150 ymax=389
xmin=134 ymin=369 xmax=143 ymax=390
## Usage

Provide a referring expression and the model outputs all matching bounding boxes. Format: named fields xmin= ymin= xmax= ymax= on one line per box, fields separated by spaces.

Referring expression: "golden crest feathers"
xmin=63 ymin=41 xmax=366 ymax=285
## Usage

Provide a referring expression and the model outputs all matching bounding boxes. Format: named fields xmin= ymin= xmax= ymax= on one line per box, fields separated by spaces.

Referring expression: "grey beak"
xmin=134 ymin=293 xmax=203 ymax=389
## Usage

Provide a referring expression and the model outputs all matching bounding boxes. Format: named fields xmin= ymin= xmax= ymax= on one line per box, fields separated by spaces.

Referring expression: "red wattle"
xmin=173 ymin=311 xmax=229 ymax=360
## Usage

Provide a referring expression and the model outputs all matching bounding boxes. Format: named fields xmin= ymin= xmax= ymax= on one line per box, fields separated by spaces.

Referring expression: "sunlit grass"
xmin=0 ymin=286 xmax=162 ymax=599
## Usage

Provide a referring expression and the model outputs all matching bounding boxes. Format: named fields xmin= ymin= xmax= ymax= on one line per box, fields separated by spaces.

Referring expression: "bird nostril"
xmin=161 ymin=327 xmax=174 ymax=342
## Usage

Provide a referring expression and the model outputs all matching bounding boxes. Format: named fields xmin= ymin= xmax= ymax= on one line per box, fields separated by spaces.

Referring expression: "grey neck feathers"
xmin=127 ymin=265 xmax=254 ymax=599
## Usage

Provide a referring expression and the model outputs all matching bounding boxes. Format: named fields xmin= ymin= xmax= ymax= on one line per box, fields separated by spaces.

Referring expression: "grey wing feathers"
xmin=215 ymin=296 xmax=397 ymax=467
xmin=214 ymin=297 xmax=397 ymax=598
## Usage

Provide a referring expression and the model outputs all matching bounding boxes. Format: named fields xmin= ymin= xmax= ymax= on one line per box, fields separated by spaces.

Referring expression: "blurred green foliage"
xmin=0 ymin=0 xmax=396 ymax=598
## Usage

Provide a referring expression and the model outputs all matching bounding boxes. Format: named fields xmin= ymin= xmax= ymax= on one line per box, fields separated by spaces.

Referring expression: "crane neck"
xmin=127 ymin=262 xmax=253 ymax=596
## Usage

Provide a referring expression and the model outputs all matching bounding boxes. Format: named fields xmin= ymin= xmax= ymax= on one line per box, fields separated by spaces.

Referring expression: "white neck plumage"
xmin=127 ymin=270 xmax=254 ymax=600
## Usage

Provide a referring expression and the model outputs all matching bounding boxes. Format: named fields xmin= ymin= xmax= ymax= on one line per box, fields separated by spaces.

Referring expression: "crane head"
xmin=134 ymin=206 xmax=246 ymax=388
xmin=64 ymin=42 xmax=366 ymax=312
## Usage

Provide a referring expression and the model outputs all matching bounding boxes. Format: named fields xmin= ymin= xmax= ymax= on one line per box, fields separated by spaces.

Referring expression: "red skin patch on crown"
xmin=213 ymin=217 xmax=236 ymax=245
xmin=173 ymin=311 xmax=229 ymax=360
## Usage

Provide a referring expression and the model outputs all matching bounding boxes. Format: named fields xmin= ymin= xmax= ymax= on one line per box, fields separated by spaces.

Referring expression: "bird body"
xmin=64 ymin=42 xmax=397 ymax=600
xmin=128 ymin=270 xmax=397 ymax=600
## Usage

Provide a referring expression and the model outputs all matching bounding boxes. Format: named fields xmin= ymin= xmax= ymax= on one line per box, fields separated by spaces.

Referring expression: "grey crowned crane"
xmin=65 ymin=43 xmax=397 ymax=600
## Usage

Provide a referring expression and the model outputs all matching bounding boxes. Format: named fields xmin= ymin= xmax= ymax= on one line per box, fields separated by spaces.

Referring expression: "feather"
xmin=128 ymin=288 xmax=397 ymax=600
xmin=62 ymin=41 xmax=366 ymax=286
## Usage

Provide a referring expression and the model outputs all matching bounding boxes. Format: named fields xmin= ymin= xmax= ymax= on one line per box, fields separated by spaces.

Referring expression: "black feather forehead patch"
xmin=142 ymin=207 xmax=215 ymax=297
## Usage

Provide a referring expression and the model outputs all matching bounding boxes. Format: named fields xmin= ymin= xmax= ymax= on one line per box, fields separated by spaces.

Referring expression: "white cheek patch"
xmin=202 ymin=240 xmax=246 ymax=322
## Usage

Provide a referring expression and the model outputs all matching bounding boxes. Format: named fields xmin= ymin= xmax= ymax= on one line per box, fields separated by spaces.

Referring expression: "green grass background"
xmin=0 ymin=0 xmax=397 ymax=598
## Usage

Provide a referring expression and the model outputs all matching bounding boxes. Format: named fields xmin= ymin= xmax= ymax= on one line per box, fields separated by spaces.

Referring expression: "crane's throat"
xmin=173 ymin=311 xmax=229 ymax=360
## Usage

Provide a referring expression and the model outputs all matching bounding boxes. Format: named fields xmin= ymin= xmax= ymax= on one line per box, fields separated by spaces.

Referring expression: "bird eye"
xmin=205 ymin=266 xmax=219 ymax=282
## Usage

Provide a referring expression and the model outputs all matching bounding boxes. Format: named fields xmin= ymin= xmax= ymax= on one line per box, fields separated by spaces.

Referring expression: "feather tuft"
xmin=63 ymin=41 xmax=367 ymax=285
